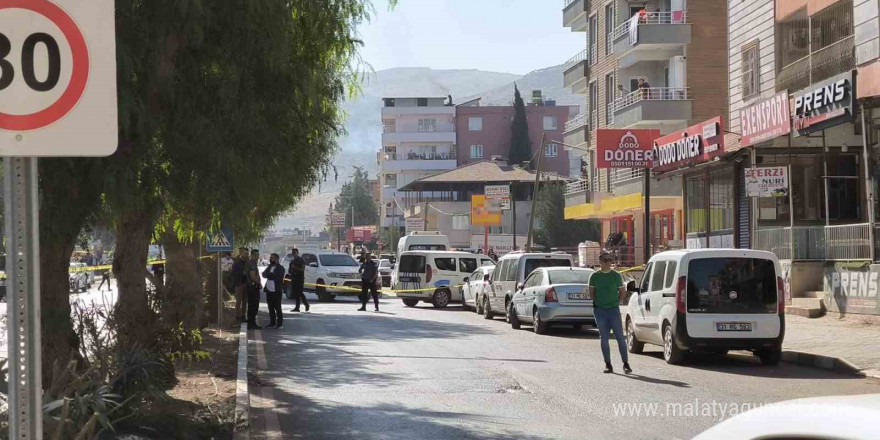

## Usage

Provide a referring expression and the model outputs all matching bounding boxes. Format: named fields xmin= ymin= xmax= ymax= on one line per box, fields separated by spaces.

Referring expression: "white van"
xmin=397 ymin=231 xmax=450 ymax=256
xmin=395 ymin=251 xmax=495 ymax=308
xmin=483 ymin=252 xmax=574 ymax=319
xmin=624 ymin=249 xmax=784 ymax=365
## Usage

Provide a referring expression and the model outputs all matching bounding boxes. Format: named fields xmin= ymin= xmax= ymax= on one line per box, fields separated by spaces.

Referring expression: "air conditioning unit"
xmin=386 ymin=202 xmax=394 ymax=209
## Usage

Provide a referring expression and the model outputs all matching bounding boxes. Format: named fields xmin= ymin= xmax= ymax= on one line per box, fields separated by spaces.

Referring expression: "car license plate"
xmin=716 ymin=322 xmax=752 ymax=332
xmin=569 ymin=293 xmax=589 ymax=300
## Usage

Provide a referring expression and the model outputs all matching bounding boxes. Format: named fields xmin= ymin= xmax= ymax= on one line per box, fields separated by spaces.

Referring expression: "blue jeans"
xmin=594 ymin=306 xmax=629 ymax=364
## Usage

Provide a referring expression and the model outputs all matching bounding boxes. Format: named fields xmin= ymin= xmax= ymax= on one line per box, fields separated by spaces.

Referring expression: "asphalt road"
xmin=250 ymin=294 xmax=880 ymax=440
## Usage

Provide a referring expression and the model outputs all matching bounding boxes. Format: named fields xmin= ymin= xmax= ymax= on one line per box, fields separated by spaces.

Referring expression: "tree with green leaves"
xmin=509 ymin=84 xmax=532 ymax=167
xmin=534 ymin=182 xmax=601 ymax=248
xmin=334 ymin=166 xmax=379 ymax=229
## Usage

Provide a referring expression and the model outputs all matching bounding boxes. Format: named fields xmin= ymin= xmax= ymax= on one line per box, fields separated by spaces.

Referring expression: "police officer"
xmin=288 ymin=248 xmax=309 ymax=312
xmin=246 ymin=249 xmax=263 ymax=329
xmin=358 ymin=252 xmax=380 ymax=312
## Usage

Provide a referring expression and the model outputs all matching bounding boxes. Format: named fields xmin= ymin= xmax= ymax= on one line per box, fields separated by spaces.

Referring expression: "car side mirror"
xmin=308 ymin=262 xmax=318 ymax=268
xmin=463 ymin=277 xmax=469 ymax=283
xmin=516 ymin=283 xmax=524 ymax=291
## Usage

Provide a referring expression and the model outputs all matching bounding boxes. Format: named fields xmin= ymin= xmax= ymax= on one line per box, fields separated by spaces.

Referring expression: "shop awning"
xmin=564 ymin=203 xmax=596 ymax=220
xmin=565 ymin=194 xmax=682 ymax=220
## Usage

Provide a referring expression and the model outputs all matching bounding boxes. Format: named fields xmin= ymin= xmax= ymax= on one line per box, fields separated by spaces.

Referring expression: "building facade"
xmin=455 ymin=98 xmax=578 ymax=177
xmin=378 ymin=97 xmax=457 ymax=229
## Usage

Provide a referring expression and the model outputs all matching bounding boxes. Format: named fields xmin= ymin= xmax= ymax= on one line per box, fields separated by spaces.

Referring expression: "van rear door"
xmin=397 ymin=254 xmax=427 ymax=289
xmin=685 ymin=256 xmax=781 ymax=339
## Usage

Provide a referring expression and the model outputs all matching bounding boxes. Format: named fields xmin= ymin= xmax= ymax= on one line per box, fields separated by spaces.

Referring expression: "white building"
xmin=379 ymin=97 xmax=457 ymax=228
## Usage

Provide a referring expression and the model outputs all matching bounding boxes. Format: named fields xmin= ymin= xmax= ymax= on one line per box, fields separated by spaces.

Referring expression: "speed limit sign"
xmin=0 ymin=0 xmax=116 ymax=156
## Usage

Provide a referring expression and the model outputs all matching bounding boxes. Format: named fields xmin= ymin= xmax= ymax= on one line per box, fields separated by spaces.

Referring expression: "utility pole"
xmin=526 ymin=133 xmax=546 ymax=252
xmin=511 ymin=181 xmax=517 ymax=251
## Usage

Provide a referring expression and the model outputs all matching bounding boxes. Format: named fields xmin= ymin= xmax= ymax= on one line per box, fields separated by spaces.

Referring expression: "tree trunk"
xmin=113 ymin=209 xmax=156 ymax=349
xmin=161 ymin=233 xmax=204 ymax=331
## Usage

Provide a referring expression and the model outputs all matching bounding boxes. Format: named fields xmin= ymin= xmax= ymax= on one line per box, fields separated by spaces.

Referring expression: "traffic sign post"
xmin=206 ymin=228 xmax=234 ymax=329
xmin=1 ymin=1 xmax=117 ymax=436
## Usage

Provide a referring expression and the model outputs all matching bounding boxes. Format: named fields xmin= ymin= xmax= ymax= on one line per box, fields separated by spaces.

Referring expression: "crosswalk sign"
xmin=207 ymin=228 xmax=235 ymax=252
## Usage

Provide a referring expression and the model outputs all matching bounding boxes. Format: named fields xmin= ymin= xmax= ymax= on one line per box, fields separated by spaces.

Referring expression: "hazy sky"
xmin=358 ymin=0 xmax=585 ymax=75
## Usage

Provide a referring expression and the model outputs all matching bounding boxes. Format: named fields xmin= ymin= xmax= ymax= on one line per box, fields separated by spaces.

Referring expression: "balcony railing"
xmin=590 ymin=44 xmax=598 ymax=65
xmin=611 ymin=87 xmax=690 ymax=113
xmin=563 ymin=0 xmax=577 ymax=6
xmin=564 ymin=113 xmax=588 ymax=133
xmin=400 ymin=151 xmax=457 ymax=160
xmin=565 ymin=178 xmax=590 ymax=195
xmin=612 ymin=11 xmax=689 ymax=41
xmin=753 ymin=223 xmax=872 ymax=261
xmin=777 ymin=35 xmax=854 ymax=93
xmin=610 ymin=168 xmax=645 ymax=186
xmin=564 ymin=49 xmax=589 ymax=70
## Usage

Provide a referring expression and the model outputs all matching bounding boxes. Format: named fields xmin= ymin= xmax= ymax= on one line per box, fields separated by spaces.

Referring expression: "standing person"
xmin=246 ymin=249 xmax=263 ymax=329
xmin=357 ymin=252 xmax=380 ymax=312
xmin=288 ymin=248 xmax=309 ymax=312
xmin=98 ymin=269 xmax=112 ymax=292
xmin=262 ymin=253 xmax=286 ymax=329
xmin=589 ymin=252 xmax=632 ymax=374
xmin=637 ymin=77 xmax=651 ymax=100
xmin=232 ymin=247 xmax=249 ymax=322
xmin=616 ymin=84 xmax=628 ymax=99
xmin=487 ymin=248 xmax=498 ymax=263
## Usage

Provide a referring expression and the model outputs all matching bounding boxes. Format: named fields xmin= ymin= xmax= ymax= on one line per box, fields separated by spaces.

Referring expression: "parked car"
xmin=460 ymin=265 xmax=495 ymax=312
xmin=69 ymin=262 xmax=93 ymax=293
xmin=378 ymin=259 xmax=394 ymax=287
xmin=394 ymin=251 xmax=495 ymax=308
xmin=302 ymin=251 xmax=363 ymax=302
xmin=691 ymin=393 xmax=880 ymax=440
xmin=396 ymin=231 xmax=450 ymax=256
xmin=624 ymin=249 xmax=784 ymax=365
xmin=483 ymin=252 xmax=574 ymax=320
xmin=508 ymin=267 xmax=596 ymax=334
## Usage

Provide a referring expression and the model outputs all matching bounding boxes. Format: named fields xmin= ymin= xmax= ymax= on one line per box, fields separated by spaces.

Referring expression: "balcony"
xmin=609 ymin=88 xmax=692 ymax=129
xmin=564 ymin=178 xmax=590 ymax=207
xmin=379 ymin=152 xmax=458 ymax=172
xmin=563 ymin=0 xmax=587 ymax=32
xmin=563 ymin=113 xmax=589 ymax=152
xmin=563 ymin=49 xmax=589 ymax=94
xmin=778 ymin=36 xmax=855 ymax=93
xmin=612 ymin=12 xmax=690 ymax=68
xmin=380 ymin=106 xmax=455 ymax=116
xmin=381 ymin=131 xmax=456 ymax=144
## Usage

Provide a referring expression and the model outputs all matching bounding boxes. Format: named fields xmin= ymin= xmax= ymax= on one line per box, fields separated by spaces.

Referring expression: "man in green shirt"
xmin=589 ymin=252 xmax=632 ymax=374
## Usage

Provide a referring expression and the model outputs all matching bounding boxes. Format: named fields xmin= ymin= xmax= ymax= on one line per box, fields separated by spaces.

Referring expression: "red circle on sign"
xmin=0 ymin=0 xmax=90 ymax=131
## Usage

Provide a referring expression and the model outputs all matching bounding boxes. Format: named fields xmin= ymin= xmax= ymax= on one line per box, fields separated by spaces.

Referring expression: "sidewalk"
xmin=783 ymin=314 xmax=880 ymax=378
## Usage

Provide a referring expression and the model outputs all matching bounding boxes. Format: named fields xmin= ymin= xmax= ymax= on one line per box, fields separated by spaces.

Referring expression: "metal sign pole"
xmin=6 ymin=157 xmax=43 ymax=439
xmin=217 ymin=252 xmax=222 ymax=328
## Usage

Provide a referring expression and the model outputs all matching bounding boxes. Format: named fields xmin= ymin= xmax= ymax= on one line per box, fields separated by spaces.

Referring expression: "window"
xmin=741 ymin=42 xmax=759 ymax=99
xmin=418 ymin=118 xmax=437 ymax=132
xmin=686 ymin=174 xmax=707 ymax=233
xmin=302 ymin=254 xmax=317 ymax=265
xmin=650 ymin=261 xmax=667 ymax=292
xmin=605 ymin=2 xmax=615 ymax=55
xmin=452 ymin=215 xmax=470 ymax=230
xmin=686 ymin=258 xmax=778 ymax=314
xmin=605 ymin=72 xmax=615 ymax=124
xmin=408 ymin=244 xmax=447 ymax=251
xmin=434 ymin=258 xmax=456 ymax=271
xmin=468 ymin=117 xmax=483 ymax=131
xmin=775 ymin=8 xmax=809 ymax=72
xmin=383 ymin=98 xmax=395 ymax=107
xmin=481 ymin=258 xmax=495 ymax=267
xmin=548 ymin=270 xmax=592 ymax=284
xmin=417 ymin=98 xmax=428 ymax=107
xmin=505 ymin=259 xmax=520 ymax=281
xmin=459 ymin=258 xmax=478 ymax=273
xmin=709 ymin=168 xmax=735 ymax=235
xmin=543 ymin=115 xmax=558 ymax=130
xmin=382 ymin=119 xmax=396 ymax=133
xmin=470 ymin=145 xmax=484 ymax=159
xmin=639 ymin=263 xmax=653 ymax=293
xmin=524 ymin=272 xmax=543 ymax=288
xmin=589 ymin=81 xmax=598 ymax=129
xmin=398 ymin=255 xmax=426 ymax=273
xmin=544 ymin=143 xmax=558 ymax=158
xmin=524 ymin=258 xmax=571 ymax=278
xmin=384 ymin=173 xmax=397 ymax=187
xmin=664 ymin=261 xmax=678 ymax=289
xmin=319 ymin=255 xmax=359 ymax=267
xmin=810 ymin=1 xmax=854 ymax=52
xmin=493 ymin=259 xmax=508 ymax=282
xmin=589 ymin=14 xmax=598 ymax=65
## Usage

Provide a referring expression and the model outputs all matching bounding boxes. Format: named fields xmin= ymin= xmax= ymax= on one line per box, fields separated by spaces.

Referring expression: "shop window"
xmin=757 ymin=155 xmax=824 ymax=225
xmin=827 ymin=154 xmax=861 ymax=222
xmin=686 ymin=174 xmax=707 ymax=233
xmin=709 ymin=168 xmax=734 ymax=234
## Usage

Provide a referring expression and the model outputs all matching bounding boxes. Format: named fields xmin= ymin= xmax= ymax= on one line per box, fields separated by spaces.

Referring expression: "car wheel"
xmin=316 ymin=284 xmax=327 ymax=302
xmin=626 ymin=317 xmax=645 ymax=354
xmin=483 ymin=296 xmax=493 ymax=319
xmin=508 ymin=302 xmax=521 ymax=330
xmin=432 ymin=289 xmax=450 ymax=309
xmin=756 ymin=347 xmax=782 ymax=366
xmin=663 ymin=324 xmax=684 ymax=364
xmin=533 ymin=308 xmax=548 ymax=335
xmin=402 ymin=298 xmax=419 ymax=307
xmin=329 ymin=294 xmax=336 ymax=302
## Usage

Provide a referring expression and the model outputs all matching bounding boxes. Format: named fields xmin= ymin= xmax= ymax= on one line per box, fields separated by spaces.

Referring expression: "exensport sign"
xmin=596 ymin=129 xmax=660 ymax=169
xmin=739 ymin=91 xmax=791 ymax=147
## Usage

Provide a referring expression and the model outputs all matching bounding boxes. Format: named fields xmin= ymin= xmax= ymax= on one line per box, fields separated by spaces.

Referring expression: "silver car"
xmin=507 ymin=267 xmax=595 ymax=334
xmin=460 ymin=265 xmax=494 ymax=312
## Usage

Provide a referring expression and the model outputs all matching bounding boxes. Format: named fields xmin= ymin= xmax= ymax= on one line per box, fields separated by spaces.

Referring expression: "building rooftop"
xmin=399 ymin=159 xmax=565 ymax=191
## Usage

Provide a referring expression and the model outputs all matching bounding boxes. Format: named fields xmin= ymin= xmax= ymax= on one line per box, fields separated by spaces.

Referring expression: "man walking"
xmin=246 ymin=249 xmax=263 ymax=329
xmin=262 ymin=253 xmax=286 ymax=329
xmin=98 ymin=269 xmax=112 ymax=292
xmin=232 ymin=247 xmax=249 ymax=322
xmin=288 ymin=248 xmax=309 ymax=312
xmin=358 ymin=252 xmax=380 ymax=312
xmin=589 ymin=252 xmax=632 ymax=374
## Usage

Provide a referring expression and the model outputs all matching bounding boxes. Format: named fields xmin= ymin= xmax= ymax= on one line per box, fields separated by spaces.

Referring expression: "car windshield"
xmin=548 ymin=270 xmax=593 ymax=285
xmin=379 ymin=260 xmax=392 ymax=268
xmin=319 ymin=255 xmax=358 ymax=267
xmin=409 ymin=244 xmax=447 ymax=251
xmin=687 ymin=258 xmax=778 ymax=314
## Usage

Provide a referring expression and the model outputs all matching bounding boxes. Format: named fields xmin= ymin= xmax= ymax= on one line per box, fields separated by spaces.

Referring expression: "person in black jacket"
xmin=262 ymin=253 xmax=286 ymax=329
xmin=246 ymin=249 xmax=263 ymax=329
xmin=358 ymin=252 xmax=380 ymax=312
xmin=288 ymin=248 xmax=309 ymax=312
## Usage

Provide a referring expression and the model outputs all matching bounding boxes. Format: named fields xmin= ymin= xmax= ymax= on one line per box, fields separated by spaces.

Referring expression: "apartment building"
xmin=378 ymin=97 xmax=457 ymax=229
xmin=455 ymin=96 xmax=578 ymax=177
xmin=561 ymin=0 xmax=728 ymax=263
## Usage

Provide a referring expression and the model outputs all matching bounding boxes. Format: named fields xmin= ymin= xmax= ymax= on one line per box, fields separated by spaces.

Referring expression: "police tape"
xmin=301 ymin=282 xmax=465 ymax=294
xmin=619 ymin=265 xmax=645 ymax=273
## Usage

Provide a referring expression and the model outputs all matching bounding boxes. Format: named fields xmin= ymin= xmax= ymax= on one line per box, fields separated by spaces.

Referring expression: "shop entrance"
xmin=609 ymin=215 xmax=635 ymax=266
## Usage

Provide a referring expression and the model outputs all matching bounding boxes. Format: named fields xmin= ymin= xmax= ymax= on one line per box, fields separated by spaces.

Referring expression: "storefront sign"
xmin=792 ymin=71 xmax=854 ymax=136
xmin=740 ymin=91 xmax=791 ymax=147
xmin=744 ymin=166 xmax=789 ymax=197
xmin=485 ymin=185 xmax=511 ymax=210
xmin=405 ymin=218 xmax=424 ymax=233
xmin=596 ymin=129 xmax=660 ymax=169
xmin=823 ymin=262 xmax=880 ymax=316
xmin=470 ymin=234 xmax=528 ymax=256
xmin=652 ymin=117 xmax=725 ymax=173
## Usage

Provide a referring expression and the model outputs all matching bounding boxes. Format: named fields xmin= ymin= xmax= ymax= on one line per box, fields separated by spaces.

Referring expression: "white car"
xmin=484 ymin=252 xmax=574 ymax=320
xmin=624 ymin=249 xmax=784 ymax=365
xmin=691 ymin=394 xmax=880 ymax=440
xmin=378 ymin=259 xmax=394 ymax=287
xmin=301 ymin=251 xmax=363 ymax=302
xmin=69 ymin=262 xmax=93 ymax=293
xmin=394 ymin=251 xmax=495 ymax=308
xmin=508 ymin=267 xmax=595 ymax=334
xmin=461 ymin=265 xmax=495 ymax=312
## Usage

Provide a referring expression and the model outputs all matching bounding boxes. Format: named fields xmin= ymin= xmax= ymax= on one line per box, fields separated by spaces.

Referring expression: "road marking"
xmin=253 ymin=330 xmax=282 ymax=439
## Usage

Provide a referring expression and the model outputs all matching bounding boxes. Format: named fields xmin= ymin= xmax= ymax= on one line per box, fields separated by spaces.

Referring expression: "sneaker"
xmin=305 ymin=304 xmax=310 ymax=312
xmin=292 ymin=308 xmax=300 ymax=312
xmin=603 ymin=363 xmax=613 ymax=374
xmin=623 ymin=363 xmax=632 ymax=374
xmin=276 ymin=324 xmax=283 ymax=329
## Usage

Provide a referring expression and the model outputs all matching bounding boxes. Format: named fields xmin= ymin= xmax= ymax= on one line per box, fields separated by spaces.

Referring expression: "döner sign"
xmin=651 ymin=117 xmax=725 ymax=173
xmin=596 ymin=129 xmax=660 ymax=169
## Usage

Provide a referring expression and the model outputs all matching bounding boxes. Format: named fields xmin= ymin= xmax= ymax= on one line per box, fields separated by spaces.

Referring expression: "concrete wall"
xmin=728 ymin=0 xmax=777 ymax=135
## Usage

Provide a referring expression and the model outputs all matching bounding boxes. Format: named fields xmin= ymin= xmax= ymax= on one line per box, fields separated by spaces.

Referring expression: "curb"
xmin=233 ymin=322 xmax=250 ymax=440
xmin=782 ymin=350 xmax=877 ymax=378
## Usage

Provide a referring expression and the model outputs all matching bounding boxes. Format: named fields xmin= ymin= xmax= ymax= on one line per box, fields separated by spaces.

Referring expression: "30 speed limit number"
xmin=0 ymin=0 xmax=116 ymax=156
